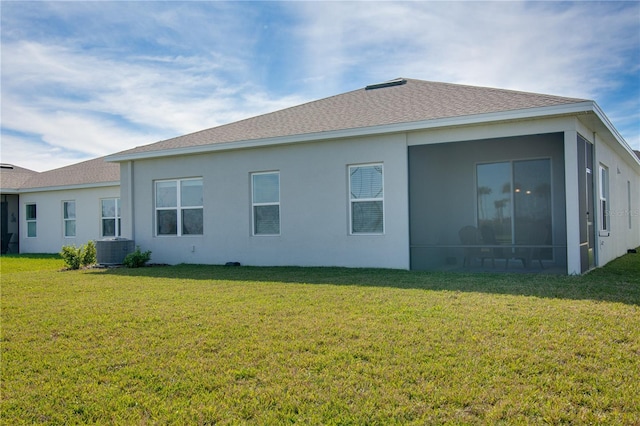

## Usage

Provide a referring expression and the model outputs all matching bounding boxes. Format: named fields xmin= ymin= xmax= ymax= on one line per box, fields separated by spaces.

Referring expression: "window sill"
xmin=155 ymin=234 xmax=204 ymax=238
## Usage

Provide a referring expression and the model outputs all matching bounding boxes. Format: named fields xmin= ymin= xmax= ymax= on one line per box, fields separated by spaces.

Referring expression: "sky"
xmin=1 ymin=1 xmax=639 ymax=172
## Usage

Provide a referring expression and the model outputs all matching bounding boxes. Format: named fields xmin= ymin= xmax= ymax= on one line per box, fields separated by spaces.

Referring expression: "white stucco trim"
xmin=586 ymin=104 xmax=640 ymax=170
xmin=591 ymin=104 xmax=639 ymax=164
xmin=18 ymin=181 xmax=120 ymax=193
xmin=0 ymin=188 xmax=20 ymax=194
xmin=564 ymin=130 xmax=582 ymax=275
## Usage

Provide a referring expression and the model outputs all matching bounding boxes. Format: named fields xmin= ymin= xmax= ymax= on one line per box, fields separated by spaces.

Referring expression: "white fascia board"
xmin=18 ymin=181 xmax=120 ymax=193
xmin=106 ymin=102 xmax=597 ymax=163
xmin=0 ymin=188 xmax=21 ymax=194
xmin=590 ymin=102 xmax=640 ymax=168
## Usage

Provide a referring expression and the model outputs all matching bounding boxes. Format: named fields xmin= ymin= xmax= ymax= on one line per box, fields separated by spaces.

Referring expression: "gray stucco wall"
xmin=593 ymin=133 xmax=640 ymax=265
xmin=124 ymin=133 xmax=410 ymax=269
xmin=19 ymin=185 xmax=121 ymax=254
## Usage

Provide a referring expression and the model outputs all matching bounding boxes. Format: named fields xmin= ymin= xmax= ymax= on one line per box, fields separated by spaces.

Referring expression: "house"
xmin=1 ymin=164 xmax=39 ymax=253
xmin=0 ymin=157 xmax=120 ymax=254
xmin=104 ymin=78 xmax=640 ymax=274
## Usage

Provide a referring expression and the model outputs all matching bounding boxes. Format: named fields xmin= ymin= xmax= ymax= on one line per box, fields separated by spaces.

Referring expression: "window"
xmin=101 ymin=198 xmax=121 ymax=237
xmin=155 ymin=178 xmax=203 ymax=236
xmin=252 ymin=172 xmax=280 ymax=235
xmin=628 ymin=181 xmax=632 ymax=230
xmin=349 ymin=164 xmax=384 ymax=234
xmin=599 ymin=165 xmax=609 ymax=233
xmin=63 ymin=201 xmax=76 ymax=237
xmin=477 ymin=159 xmax=552 ymax=248
xmin=26 ymin=204 xmax=36 ymax=237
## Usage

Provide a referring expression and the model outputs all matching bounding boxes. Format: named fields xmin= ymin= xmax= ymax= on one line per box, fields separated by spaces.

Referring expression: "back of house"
xmin=4 ymin=78 xmax=639 ymax=274
xmin=105 ymin=79 xmax=640 ymax=274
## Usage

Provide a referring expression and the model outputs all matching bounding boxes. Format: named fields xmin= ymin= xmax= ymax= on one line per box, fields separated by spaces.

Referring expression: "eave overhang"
xmin=17 ymin=181 xmax=120 ymax=194
xmin=106 ymin=101 xmax=637 ymax=168
xmin=587 ymin=103 xmax=640 ymax=169
xmin=0 ymin=188 xmax=20 ymax=195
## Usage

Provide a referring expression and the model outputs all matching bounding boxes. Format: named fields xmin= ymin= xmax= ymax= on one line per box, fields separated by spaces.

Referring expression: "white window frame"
xmin=599 ymin=165 xmax=609 ymax=235
xmin=101 ymin=198 xmax=121 ymax=238
xmin=349 ymin=163 xmax=384 ymax=235
xmin=251 ymin=171 xmax=280 ymax=236
xmin=63 ymin=200 xmax=76 ymax=238
xmin=155 ymin=178 xmax=203 ymax=237
xmin=25 ymin=203 xmax=37 ymax=238
xmin=628 ymin=181 xmax=632 ymax=230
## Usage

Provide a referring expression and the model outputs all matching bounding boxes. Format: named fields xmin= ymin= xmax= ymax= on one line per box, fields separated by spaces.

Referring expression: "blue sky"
xmin=1 ymin=1 xmax=639 ymax=172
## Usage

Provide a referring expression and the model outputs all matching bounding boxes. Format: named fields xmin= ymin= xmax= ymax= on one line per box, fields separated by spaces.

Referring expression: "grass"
xmin=1 ymin=253 xmax=639 ymax=424
xmin=0 ymin=253 xmax=64 ymax=273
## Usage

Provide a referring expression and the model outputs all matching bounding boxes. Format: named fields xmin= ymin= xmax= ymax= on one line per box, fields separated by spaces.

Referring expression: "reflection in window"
xmin=26 ymin=203 xmax=37 ymax=238
xmin=599 ymin=165 xmax=609 ymax=232
xmin=101 ymin=198 xmax=121 ymax=237
xmin=477 ymin=162 xmax=512 ymax=244
xmin=252 ymin=172 xmax=280 ymax=235
xmin=63 ymin=201 xmax=76 ymax=237
xmin=514 ymin=160 xmax=551 ymax=246
xmin=155 ymin=178 xmax=203 ymax=236
xmin=629 ymin=181 xmax=633 ymax=230
xmin=477 ymin=159 xmax=552 ymax=250
xmin=349 ymin=164 xmax=384 ymax=234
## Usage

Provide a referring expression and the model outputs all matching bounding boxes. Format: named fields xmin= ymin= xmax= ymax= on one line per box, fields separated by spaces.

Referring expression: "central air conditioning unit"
xmin=96 ymin=238 xmax=135 ymax=265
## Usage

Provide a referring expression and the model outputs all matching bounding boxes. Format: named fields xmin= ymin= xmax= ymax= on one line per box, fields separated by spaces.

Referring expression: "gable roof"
xmin=108 ymin=78 xmax=590 ymax=161
xmin=0 ymin=164 xmax=39 ymax=192
xmin=1 ymin=157 xmax=120 ymax=192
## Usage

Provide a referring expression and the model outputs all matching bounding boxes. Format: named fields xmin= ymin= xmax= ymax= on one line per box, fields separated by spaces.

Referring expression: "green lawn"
xmin=1 ymin=253 xmax=639 ymax=424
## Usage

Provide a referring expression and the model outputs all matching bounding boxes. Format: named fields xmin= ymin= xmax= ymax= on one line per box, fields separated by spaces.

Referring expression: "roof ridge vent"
xmin=365 ymin=78 xmax=407 ymax=90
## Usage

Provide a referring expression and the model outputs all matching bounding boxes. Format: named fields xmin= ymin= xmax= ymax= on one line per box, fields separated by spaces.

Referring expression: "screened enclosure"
xmin=409 ymin=133 xmax=568 ymax=272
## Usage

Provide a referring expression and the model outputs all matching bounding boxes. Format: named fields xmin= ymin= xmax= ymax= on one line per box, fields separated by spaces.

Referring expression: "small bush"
xmin=60 ymin=241 xmax=96 ymax=270
xmin=82 ymin=240 xmax=97 ymax=266
xmin=60 ymin=245 xmax=82 ymax=270
xmin=123 ymin=246 xmax=152 ymax=268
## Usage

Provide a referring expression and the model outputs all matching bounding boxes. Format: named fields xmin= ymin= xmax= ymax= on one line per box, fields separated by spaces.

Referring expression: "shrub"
xmin=60 ymin=241 xmax=97 ymax=270
xmin=82 ymin=240 xmax=97 ymax=266
xmin=123 ymin=246 xmax=152 ymax=268
xmin=60 ymin=245 xmax=82 ymax=270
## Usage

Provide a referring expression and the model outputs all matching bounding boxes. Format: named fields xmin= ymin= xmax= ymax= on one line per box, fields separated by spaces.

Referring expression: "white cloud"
xmin=288 ymin=1 xmax=639 ymax=149
xmin=1 ymin=0 xmax=638 ymax=173
xmin=3 ymin=99 xmax=153 ymax=154
xmin=293 ymin=1 xmax=637 ymax=97
xmin=1 ymin=38 xmax=310 ymax=170
xmin=0 ymin=134 xmax=83 ymax=173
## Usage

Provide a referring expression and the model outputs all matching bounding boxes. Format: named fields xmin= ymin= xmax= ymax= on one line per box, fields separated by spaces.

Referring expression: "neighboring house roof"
xmin=109 ymin=78 xmax=590 ymax=160
xmin=1 ymin=157 xmax=120 ymax=192
xmin=635 ymin=150 xmax=640 ymax=160
xmin=0 ymin=164 xmax=39 ymax=193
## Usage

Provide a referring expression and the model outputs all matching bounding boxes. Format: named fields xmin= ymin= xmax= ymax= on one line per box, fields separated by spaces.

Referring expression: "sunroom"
xmin=409 ymin=132 xmax=569 ymax=272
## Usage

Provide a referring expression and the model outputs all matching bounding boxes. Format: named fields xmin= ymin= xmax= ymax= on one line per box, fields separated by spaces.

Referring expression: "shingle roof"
xmin=10 ymin=157 xmax=119 ymax=190
xmin=114 ymin=78 xmax=589 ymax=157
xmin=0 ymin=164 xmax=39 ymax=190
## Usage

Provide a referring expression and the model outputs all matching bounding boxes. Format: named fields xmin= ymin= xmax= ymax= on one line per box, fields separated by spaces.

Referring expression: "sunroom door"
xmin=477 ymin=159 xmax=552 ymax=256
xmin=577 ymin=136 xmax=596 ymax=272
